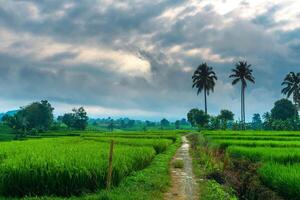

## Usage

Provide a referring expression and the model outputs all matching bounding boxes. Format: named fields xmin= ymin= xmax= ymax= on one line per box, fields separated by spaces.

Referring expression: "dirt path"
xmin=164 ymin=135 xmax=198 ymax=200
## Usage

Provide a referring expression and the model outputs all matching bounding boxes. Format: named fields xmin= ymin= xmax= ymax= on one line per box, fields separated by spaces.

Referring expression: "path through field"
xmin=164 ymin=135 xmax=198 ymax=200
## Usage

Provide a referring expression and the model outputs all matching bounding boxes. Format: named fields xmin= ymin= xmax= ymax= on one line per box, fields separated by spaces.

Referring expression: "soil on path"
xmin=164 ymin=135 xmax=199 ymax=200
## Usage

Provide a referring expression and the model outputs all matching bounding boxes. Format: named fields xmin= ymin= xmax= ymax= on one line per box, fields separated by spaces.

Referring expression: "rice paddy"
xmin=201 ymin=130 xmax=300 ymax=199
xmin=0 ymin=131 xmax=178 ymax=198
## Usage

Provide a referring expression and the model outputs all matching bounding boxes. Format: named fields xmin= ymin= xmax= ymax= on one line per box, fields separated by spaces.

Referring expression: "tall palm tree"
xmin=192 ymin=63 xmax=217 ymax=114
xmin=229 ymin=61 xmax=255 ymax=127
xmin=281 ymin=72 xmax=300 ymax=110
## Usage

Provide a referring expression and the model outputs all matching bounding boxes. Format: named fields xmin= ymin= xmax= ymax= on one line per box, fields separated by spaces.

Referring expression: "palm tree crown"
xmin=229 ymin=61 xmax=255 ymax=88
xmin=281 ymin=72 xmax=300 ymax=109
xmin=229 ymin=61 xmax=255 ymax=127
xmin=192 ymin=63 xmax=217 ymax=113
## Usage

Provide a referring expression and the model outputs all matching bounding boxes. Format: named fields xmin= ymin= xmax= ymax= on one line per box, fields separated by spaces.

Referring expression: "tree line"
xmin=191 ymin=61 xmax=299 ymax=130
xmin=1 ymin=100 xmax=89 ymax=136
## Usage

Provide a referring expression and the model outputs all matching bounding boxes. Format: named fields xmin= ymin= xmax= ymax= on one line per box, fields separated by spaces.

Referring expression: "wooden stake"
xmin=106 ymin=140 xmax=114 ymax=190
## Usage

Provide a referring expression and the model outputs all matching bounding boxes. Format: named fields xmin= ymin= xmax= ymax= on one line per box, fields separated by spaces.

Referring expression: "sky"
xmin=0 ymin=0 xmax=299 ymax=121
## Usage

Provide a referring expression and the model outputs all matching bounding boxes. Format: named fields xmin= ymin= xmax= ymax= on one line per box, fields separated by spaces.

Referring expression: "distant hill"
xmin=0 ymin=110 xmax=18 ymax=120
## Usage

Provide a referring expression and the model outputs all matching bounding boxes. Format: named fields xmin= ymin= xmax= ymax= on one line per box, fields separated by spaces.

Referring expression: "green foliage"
xmin=271 ymin=98 xmax=298 ymax=121
xmin=60 ymin=107 xmax=88 ymax=130
xmin=0 ymin=134 xmax=176 ymax=197
xmin=227 ymin=146 xmax=300 ymax=164
xmin=160 ymin=118 xmax=170 ymax=128
xmin=218 ymin=110 xmax=234 ymax=130
xmin=187 ymin=108 xmax=209 ymax=128
xmin=2 ymin=100 xmax=54 ymax=134
xmin=201 ymin=180 xmax=237 ymax=200
xmin=252 ymin=113 xmax=262 ymax=130
xmin=281 ymin=72 xmax=300 ymax=109
xmin=259 ymin=163 xmax=300 ymax=199
xmin=201 ymin=130 xmax=300 ymax=199
xmin=21 ymin=132 xmax=181 ymax=200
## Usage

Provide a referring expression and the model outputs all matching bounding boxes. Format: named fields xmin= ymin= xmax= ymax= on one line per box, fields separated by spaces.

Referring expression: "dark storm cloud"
xmin=0 ymin=0 xmax=299 ymax=120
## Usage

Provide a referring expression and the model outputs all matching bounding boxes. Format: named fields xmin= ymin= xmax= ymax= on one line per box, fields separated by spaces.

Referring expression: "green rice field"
xmin=201 ymin=130 xmax=300 ymax=199
xmin=0 ymin=131 xmax=180 ymax=199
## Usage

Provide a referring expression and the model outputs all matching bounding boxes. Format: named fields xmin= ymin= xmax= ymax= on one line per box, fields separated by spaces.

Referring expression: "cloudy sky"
xmin=0 ymin=0 xmax=299 ymax=121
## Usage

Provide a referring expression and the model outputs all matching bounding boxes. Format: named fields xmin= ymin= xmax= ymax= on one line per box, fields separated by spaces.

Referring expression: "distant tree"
xmin=229 ymin=61 xmax=255 ymax=129
xmin=262 ymin=112 xmax=272 ymax=130
xmin=193 ymin=110 xmax=210 ymax=128
xmin=192 ymin=63 xmax=217 ymax=114
xmin=281 ymin=72 xmax=300 ymax=110
xmin=160 ymin=118 xmax=170 ymax=129
xmin=72 ymin=107 xmax=89 ymax=130
xmin=2 ymin=110 xmax=28 ymax=134
xmin=22 ymin=100 xmax=54 ymax=131
xmin=271 ymin=99 xmax=298 ymax=121
xmin=61 ymin=107 xmax=88 ymax=130
xmin=187 ymin=108 xmax=199 ymax=127
xmin=180 ymin=118 xmax=188 ymax=125
xmin=127 ymin=120 xmax=135 ymax=127
xmin=252 ymin=113 xmax=262 ymax=130
xmin=209 ymin=116 xmax=221 ymax=130
xmin=3 ymin=100 xmax=54 ymax=134
xmin=218 ymin=109 xmax=234 ymax=130
xmin=175 ymin=120 xmax=180 ymax=129
xmin=107 ymin=119 xmax=114 ymax=131
xmin=61 ymin=113 xmax=75 ymax=129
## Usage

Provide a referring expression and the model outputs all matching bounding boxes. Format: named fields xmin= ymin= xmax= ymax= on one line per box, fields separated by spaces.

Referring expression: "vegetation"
xmin=58 ymin=107 xmax=89 ymax=130
xmin=192 ymin=63 xmax=217 ymax=114
xmin=281 ymin=72 xmax=300 ymax=110
xmin=229 ymin=61 xmax=255 ymax=128
xmin=199 ymin=130 xmax=300 ymax=199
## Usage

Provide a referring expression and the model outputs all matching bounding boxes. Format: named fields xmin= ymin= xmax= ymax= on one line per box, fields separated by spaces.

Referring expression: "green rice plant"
xmin=0 ymin=137 xmax=156 ymax=197
xmin=259 ymin=163 xmax=300 ymax=199
xmin=211 ymin=139 xmax=300 ymax=149
xmin=81 ymin=136 xmax=173 ymax=153
xmin=227 ymin=146 xmax=300 ymax=164
xmin=206 ymin=135 xmax=300 ymax=141
xmin=202 ymin=130 xmax=300 ymax=137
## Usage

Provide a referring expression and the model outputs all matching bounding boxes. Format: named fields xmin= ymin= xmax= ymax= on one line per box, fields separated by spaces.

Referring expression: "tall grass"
xmin=227 ymin=146 xmax=300 ymax=164
xmin=0 ymin=137 xmax=156 ymax=197
xmin=259 ymin=163 xmax=300 ymax=199
xmin=211 ymin=139 xmax=300 ymax=149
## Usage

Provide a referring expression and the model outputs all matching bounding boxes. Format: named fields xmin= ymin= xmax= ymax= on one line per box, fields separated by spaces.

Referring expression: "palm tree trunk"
xmin=241 ymin=85 xmax=243 ymax=125
xmin=204 ymin=88 xmax=207 ymax=114
xmin=242 ymin=85 xmax=245 ymax=130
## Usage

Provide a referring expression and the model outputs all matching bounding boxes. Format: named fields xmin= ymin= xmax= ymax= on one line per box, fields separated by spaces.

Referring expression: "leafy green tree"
xmin=107 ymin=119 xmax=114 ymax=131
xmin=262 ymin=112 xmax=272 ymax=130
xmin=23 ymin=100 xmax=54 ymax=131
xmin=61 ymin=107 xmax=88 ymax=130
xmin=281 ymin=72 xmax=300 ymax=110
xmin=72 ymin=107 xmax=89 ymax=130
xmin=187 ymin=108 xmax=199 ymax=127
xmin=271 ymin=99 xmax=298 ymax=121
xmin=175 ymin=120 xmax=180 ymax=129
xmin=229 ymin=61 xmax=255 ymax=128
xmin=3 ymin=100 xmax=54 ymax=134
xmin=61 ymin=113 xmax=75 ymax=129
xmin=218 ymin=109 xmax=234 ymax=130
xmin=2 ymin=111 xmax=28 ymax=134
xmin=192 ymin=63 xmax=217 ymax=114
xmin=160 ymin=118 xmax=170 ymax=129
xmin=193 ymin=110 xmax=210 ymax=128
xmin=252 ymin=113 xmax=262 ymax=130
xmin=209 ymin=116 xmax=221 ymax=130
